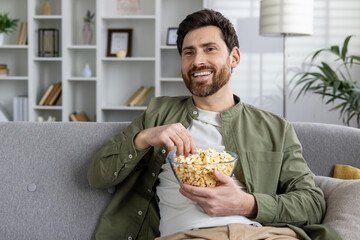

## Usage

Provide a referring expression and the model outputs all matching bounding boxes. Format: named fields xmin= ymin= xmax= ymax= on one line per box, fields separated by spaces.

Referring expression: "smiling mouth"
xmin=192 ymin=71 xmax=213 ymax=78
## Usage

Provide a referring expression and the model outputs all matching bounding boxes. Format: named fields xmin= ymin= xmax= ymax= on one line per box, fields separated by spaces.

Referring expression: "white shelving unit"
xmin=0 ymin=0 xmax=206 ymax=122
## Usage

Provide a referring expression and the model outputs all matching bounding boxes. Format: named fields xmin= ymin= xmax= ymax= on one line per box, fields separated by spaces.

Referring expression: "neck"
xmin=192 ymin=82 xmax=235 ymax=112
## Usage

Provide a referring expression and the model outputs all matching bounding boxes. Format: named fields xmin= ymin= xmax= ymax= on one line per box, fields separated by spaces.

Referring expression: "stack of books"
xmin=0 ymin=64 xmax=9 ymax=77
xmin=69 ymin=112 xmax=90 ymax=122
xmin=126 ymin=86 xmax=155 ymax=106
xmin=16 ymin=22 xmax=28 ymax=45
xmin=38 ymin=82 xmax=62 ymax=106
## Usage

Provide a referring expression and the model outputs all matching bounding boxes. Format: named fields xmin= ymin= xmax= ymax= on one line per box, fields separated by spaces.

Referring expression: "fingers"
xmin=213 ymin=170 xmax=232 ymax=184
xmin=136 ymin=123 xmax=196 ymax=156
xmin=168 ymin=123 xmax=195 ymax=156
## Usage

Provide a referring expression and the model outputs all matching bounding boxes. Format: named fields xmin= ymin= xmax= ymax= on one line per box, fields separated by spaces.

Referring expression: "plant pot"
xmin=0 ymin=33 xmax=5 ymax=46
xmin=83 ymin=22 xmax=92 ymax=45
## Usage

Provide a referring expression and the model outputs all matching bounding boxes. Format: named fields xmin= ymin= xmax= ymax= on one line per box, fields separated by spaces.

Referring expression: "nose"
xmin=192 ymin=51 xmax=206 ymax=67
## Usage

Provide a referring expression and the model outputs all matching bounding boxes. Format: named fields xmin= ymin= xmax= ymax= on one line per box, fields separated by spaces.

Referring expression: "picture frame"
xmin=38 ymin=28 xmax=59 ymax=57
xmin=166 ymin=28 xmax=178 ymax=46
xmin=106 ymin=29 xmax=132 ymax=57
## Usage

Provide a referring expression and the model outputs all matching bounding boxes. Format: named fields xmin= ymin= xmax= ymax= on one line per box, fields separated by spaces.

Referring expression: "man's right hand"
xmin=134 ymin=123 xmax=197 ymax=156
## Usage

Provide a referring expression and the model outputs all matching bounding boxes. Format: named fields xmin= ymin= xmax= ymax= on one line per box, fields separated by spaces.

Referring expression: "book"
xmin=69 ymin=111 xmax=90 ymax=122
xmin=44 ymin=82 xmax=61 ymax=105
xmin=0 ymin=69 xmax=9 ymax=75
xmin=20 ymin=22 xmax=28 ymax=45
xmin=47 ymin=82 xmax=62 ymax=105
xmin=0 ymin=64 xmax=6 ymax=69
xmin=137 ymin=86 xmax=154 ymax=106
xmin=69 ymin=113 xmax=78 ymax=121
xmin=16 ymin=22 xmax=24 ymax=45
xmin=126 ymin=86 xmax=146 ymax=106
xmin=75 ymin=112 xmax=89 ymax=121
xmin=38 ymin=84 xmax=54 ymax=105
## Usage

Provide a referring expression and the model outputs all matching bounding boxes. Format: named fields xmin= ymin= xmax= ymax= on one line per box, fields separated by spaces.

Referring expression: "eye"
xmin=207 ymin=47 xmax=216 ymax=52
xmin=183 ymin=50 xmax=193 ymax=56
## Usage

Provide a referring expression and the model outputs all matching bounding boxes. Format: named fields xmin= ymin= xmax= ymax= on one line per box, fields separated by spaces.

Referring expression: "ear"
xmin=230 ymin=47 xmax=240 ymax=68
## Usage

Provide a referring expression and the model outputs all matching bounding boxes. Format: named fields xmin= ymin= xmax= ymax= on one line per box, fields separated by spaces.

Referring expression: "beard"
xmin=182 ymin=59 xmax=231 ymax=97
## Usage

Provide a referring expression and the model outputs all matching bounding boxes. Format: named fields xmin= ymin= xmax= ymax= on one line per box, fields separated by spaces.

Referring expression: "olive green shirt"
xmin=88 ymin=96 xmax=340 ymax=240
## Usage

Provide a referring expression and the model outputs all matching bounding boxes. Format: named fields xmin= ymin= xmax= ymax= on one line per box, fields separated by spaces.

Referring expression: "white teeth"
xmin=193 ymin=72 xmax=211 ymax=77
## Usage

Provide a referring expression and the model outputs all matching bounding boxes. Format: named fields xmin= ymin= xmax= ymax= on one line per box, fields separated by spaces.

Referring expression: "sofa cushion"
xmin=333 ymin=164 xmax=360 ymax=179
xmin=314 ymin=176 xmax=360 ymax=240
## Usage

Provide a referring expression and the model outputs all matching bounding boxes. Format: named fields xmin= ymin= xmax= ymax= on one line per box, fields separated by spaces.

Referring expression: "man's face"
xmin=181 ymin=26 xmax=232 ymax=97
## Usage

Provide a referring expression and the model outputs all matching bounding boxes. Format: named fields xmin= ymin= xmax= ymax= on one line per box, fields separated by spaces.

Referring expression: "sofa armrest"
xmin=314 ymin=176 xmax=360 ymax=240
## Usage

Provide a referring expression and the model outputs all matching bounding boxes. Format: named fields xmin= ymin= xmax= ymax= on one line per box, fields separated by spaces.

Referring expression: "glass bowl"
xmin=168 ymin=149 xmax=239 ymax=187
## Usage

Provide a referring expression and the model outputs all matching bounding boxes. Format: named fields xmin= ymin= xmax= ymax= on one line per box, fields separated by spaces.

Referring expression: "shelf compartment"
xmin=160 ymin=0 xmax=203 ymax=45
xmin=68 ymin=81 xmax=96 ymax=122
xmin=0 ymin=81 xmax=27 ymax=121
xmin=0 ymin=49 xmax=28 ymax=76
xmin=102 ymin=61 xmax=155 ymax=107
xmin=71 ymin=0 xmax=96 ymax=46
xmin=33 ymin=61 xmax=62 ymax=107
xmin=161 ymin=49 xmax=181 ymax=78
xmin=33 ymin=109 xmax=62 ymax=122
xmin=104 ymin=18 xmax=155 ymax=58
xmin=68 ymin=49 xmax=96 ymax=78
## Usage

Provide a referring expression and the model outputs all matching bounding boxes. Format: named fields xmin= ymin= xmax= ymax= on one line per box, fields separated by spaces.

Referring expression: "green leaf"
xmin=341 ymin=35 xmax=353 ymax=61
xmin=330 ymin=46 xmax=340 ymax=57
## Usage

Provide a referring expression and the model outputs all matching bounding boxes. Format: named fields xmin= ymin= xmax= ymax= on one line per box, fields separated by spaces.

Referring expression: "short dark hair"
xmin=176 ymin=9 xmax=239 ymax=55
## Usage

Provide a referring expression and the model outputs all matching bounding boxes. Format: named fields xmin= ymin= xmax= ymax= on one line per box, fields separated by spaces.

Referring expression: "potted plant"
xmin=83 ymin=10 xmax=95 ymax=45
xmin=291 ymin=35 xmax=360 ymax=127
xmin=0 ymin=13 xmax=19 ymax=45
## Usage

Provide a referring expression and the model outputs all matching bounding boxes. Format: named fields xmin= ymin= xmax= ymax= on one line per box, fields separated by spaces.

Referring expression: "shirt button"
xmin=193 ymin=110 xmax=198 ymax=115
xmin=152 ymin=172 xmax=156 ymax=177
xmin=128 ymin=154 xmax=133 ymax=159
xmin=161 ymin=149 xmax=166 ymax=154
xmin=114 ymin=172 xmax=118 ymax=176
xmin=128 ymin=237 xmax=132 ymax=240
xmin=138 ymin=210 xmax=143 ymax=215
xmin=147 ymin=189 xmax=151 ymax=193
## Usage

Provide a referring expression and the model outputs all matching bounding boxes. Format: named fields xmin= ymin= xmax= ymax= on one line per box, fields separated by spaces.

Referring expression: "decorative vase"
xmin=0 ymin=33 xmax=4 ymax=46
xmin=82 ymin=64 xmax=92 ymax=78
xmin=42 ymin=0 xmax=51 ymax=15
xmin=83 ymin=22 xmax=92 ymax=45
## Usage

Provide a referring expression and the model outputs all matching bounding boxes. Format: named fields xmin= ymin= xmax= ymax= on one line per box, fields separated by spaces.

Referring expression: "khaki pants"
xmin=156 ymin=223 xmax=302 ymax=240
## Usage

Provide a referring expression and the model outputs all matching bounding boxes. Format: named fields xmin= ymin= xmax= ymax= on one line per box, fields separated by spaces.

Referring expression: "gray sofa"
xmin=0 ymin=122 xmax=359 ymax=240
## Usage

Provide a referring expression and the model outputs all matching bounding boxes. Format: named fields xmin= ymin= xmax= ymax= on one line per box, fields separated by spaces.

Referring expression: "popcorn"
xmin=169 ymin=148 xmax=237 ymax=187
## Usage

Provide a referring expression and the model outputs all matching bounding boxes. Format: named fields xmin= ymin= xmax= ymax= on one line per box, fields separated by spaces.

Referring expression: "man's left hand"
xmin=179 ymin=170 xmax=257 ymax=218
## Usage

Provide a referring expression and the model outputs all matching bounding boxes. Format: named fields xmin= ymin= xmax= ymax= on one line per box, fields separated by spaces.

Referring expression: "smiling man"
xmin=87 ymin=9 xmax=340 ymax=240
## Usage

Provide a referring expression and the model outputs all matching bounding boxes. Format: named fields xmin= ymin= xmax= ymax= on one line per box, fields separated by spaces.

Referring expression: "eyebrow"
xmin=182 ymin=42 xmax=219 ymax=52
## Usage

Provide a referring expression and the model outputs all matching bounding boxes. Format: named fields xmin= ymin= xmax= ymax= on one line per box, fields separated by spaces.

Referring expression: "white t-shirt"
xmin=156 ymin=108 xmax=261 ymax=237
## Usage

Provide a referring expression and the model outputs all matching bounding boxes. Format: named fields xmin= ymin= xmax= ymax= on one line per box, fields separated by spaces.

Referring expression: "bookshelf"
xmin=0 ymin=0 xmax=206 ymax=122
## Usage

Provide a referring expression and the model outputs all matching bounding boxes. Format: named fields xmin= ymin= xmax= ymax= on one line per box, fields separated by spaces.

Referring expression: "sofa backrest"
xmin=0 ymin=121 xmax=359 ymax=239
xmin=0 ymin=122 xmax=129 ymax=240
xmin=292 ymin=122 xmax=360 ymax=176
